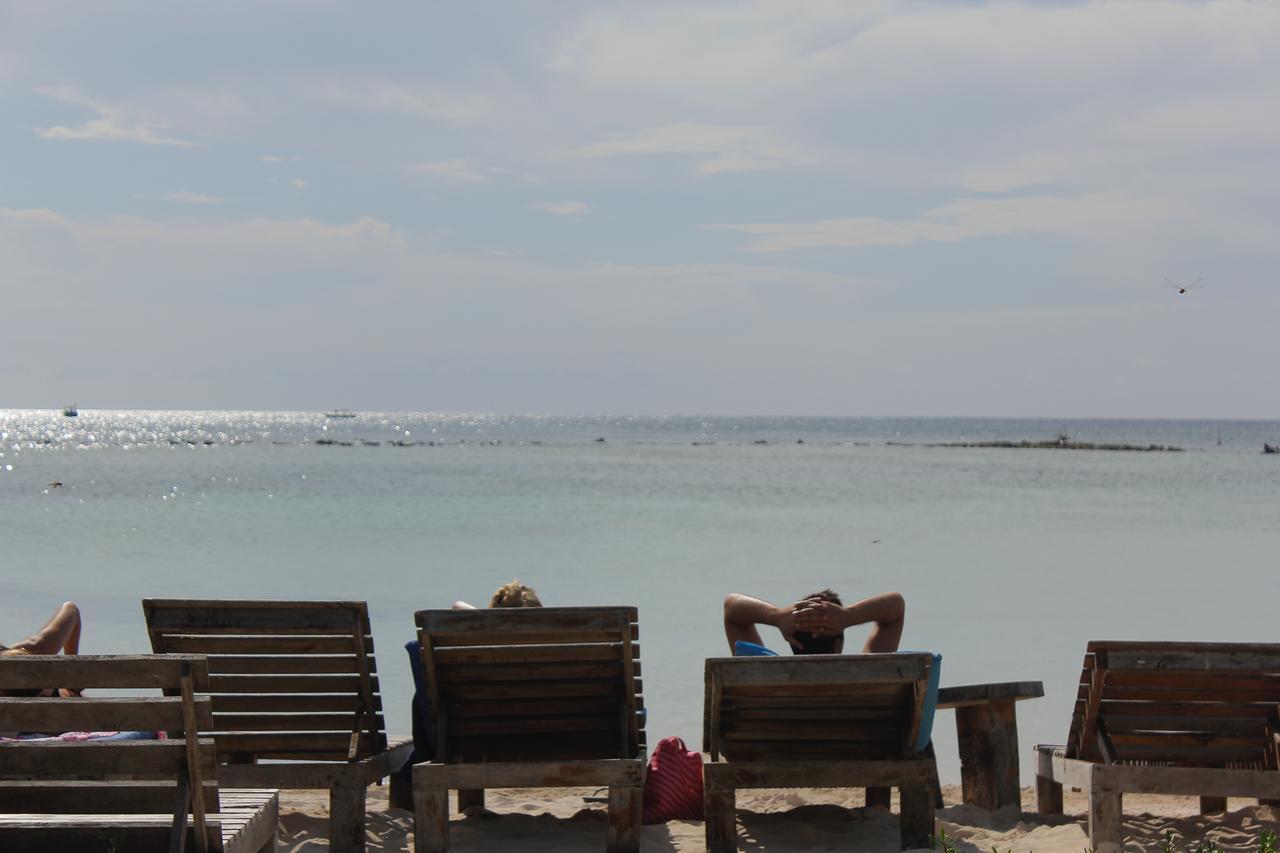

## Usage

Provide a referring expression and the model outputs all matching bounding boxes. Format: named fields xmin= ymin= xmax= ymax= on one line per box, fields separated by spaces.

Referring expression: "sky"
xmin=2 ymin=0 xmax=1278 ymax=417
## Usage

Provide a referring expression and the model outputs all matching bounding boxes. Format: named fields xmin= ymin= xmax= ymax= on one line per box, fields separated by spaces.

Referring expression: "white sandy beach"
xmin=274 ymin=784 xmax=1278 ymax=852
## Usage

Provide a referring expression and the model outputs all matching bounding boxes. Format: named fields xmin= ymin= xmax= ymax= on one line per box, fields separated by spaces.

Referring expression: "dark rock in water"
xmin=753 ymin=439 xmax=768 ymax=445
xmin=1265 ymin=443 xmax=1279 ymax=454
xmin=796 ymin=439 xmax=804 ymax=444
xmin=594 ymin=437 xmax=606 ymax=442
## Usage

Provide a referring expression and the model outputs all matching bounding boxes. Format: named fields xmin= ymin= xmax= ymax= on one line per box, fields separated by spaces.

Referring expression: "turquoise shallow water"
xmin=2 ymin=410 xmax=1279 ymax=782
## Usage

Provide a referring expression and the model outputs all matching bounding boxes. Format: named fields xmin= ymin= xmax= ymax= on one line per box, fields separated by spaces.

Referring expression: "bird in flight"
xmin=1164 ymin=277 xmax=1202 ymax=294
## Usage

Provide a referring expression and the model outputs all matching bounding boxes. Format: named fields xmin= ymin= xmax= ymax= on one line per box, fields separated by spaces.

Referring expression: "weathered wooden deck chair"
xmin=1035 ymin=641 xmax=1280 ymax=853
xmin=143 ymin=599 xmax=413 ymax=852
xmin=411 ymin=606 xmax=646 ymax=853
xmin=0 ymin=654 xmax=278 ymax=852
xmin=703 ymin=653 xmax=940 ymax=852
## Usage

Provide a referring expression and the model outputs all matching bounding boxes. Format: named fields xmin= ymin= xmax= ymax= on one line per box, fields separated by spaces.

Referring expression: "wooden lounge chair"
xmin=411 ymin=606 xmax=646 ymax=853
xmin=703 ymin=653 xmax=940 ymax=852
xmin=1035 ymin=641 xmax=1280 ymax=853
xmin=0 ymin=654 xmax=278 ymax=852
xmin=143 ymin=599 xmax=414 ymax=852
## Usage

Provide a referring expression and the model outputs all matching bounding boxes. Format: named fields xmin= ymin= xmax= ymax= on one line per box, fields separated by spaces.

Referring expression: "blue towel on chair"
xmin=404 ymin=640 xmax=435 ymax=762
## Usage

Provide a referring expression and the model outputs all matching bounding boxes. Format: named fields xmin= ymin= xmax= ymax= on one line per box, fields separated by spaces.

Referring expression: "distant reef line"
xmin=886 ymin=439 xmax=1182 ymax=452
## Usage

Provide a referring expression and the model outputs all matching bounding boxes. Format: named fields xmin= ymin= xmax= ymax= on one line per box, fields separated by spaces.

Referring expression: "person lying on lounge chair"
xmin=452 ymin=579 xmax=542 ymax=610
xmin=1 ymin=600 xmax=83 ymax=696
xmin=723 ymin=589 xmax=904 ymax=655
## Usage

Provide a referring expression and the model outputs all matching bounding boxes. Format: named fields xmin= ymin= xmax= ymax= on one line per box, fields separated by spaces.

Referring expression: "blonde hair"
xmin=489 ymin=580 xmax=542 ymax=608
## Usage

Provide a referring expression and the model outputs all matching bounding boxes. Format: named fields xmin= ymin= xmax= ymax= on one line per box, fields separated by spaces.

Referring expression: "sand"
xmin=274 ymin=784 xmax=1279 ymax=852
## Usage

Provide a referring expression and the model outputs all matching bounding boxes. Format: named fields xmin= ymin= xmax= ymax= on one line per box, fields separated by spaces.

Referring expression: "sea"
xmin=2 ymin=409 xmax=1278 ymax=784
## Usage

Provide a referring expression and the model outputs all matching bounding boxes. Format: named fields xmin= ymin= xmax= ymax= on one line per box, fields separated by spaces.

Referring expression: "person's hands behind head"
xmin=792 ymin=597 xmax=847 ymax=638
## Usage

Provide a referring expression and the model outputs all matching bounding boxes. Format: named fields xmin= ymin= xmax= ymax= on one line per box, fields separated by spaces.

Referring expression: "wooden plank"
xmin=435 ymin=643 xmax=638 ymax=665
xmin=1100 ymin=701 xmax=1277 ymax=718
xmin=936 ymin=681 xmax=1044 ymax=708
xmin=0 ymin=697 xmax=211 ymax=733
xmin=450 ymin=715 xmax=620 ymax=736
xmin=415 ymin=759 xmax=644 ymax=789
xmin=0 ymin=655 xmax=210 ymax=691
xmin=212 ymin=712 xmax=367 ymax=732
xmin=0 ymin=781 xmax=220 ymax=815
xmin=721 ymin=682 xmax=911 ymax=700
xmin=417 ymin=607 xmax=637 ymax=637
xmin=180 ymin=665 xmax=211 ymax=853
xmin=206 ymin=673 xmax=379 ymax=693
xmin=709 ymin=654 xmax=928 ymax=687
xmin=212 ymin=694 xmax=363 ymax=714
xmin=204 ymin=655 xmax=359 ymax=675
xmin=1105 ymin=649 xmax=1280 ymax=672
xmin=1088 ymin=641 xmax=1280 ymax=656
xmin=1105 ymin=716 xmax=1266 ymax=735
xmin=0 ymin=740 xmax=218 ymax=779
xmin=1101 ymin=671 xmax=1280 ymax=691
xmin=702 ymin=758 xmax=935 ymax=789
xmin=435 ymin=661 xmax=628 ymax=683
xmin=445 ymin=732 xmax=626 ymax=762
xmin=144 ymin=599 xmax=371 ymax=632
xmin=211 ymin=732 xmax=382 ymax=756
xmin=157 ymin=634 xmax=365 ymax=654
xmin=446 ymin=696 xmax=626 ymax=718
xmin=433 ymin=679 xmax=632 ymax=701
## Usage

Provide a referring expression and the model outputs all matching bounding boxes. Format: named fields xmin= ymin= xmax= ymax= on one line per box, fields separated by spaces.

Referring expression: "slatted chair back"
xmin=415 ymin=607 xmax=644 ymax=763
xmin=0 ymin=654 xmax=221 ymax=852
xmin=704 ymin=653 xmax=934 ymax=763
xmin=144 ymin=599 xmax=389 ymax=764
xmin=1066 ymin=641 xmax=1280 ymax=768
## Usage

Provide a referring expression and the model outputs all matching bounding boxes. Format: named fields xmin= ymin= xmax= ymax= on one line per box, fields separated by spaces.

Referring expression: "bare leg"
xmin=13 ymin=601 xmax=81 ymax=655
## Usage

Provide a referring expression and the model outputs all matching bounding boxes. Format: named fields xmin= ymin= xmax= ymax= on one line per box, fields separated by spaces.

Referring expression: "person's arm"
xmin=793 ymin=592 xmax=905 ymax=653
xmin=723 ymin=593 xmax=802 ymax=653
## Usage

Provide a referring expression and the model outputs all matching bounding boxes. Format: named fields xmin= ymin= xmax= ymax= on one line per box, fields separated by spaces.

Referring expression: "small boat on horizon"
xmin=62 ymin=404 xmax=78 ymax=417
xmin=324 ymin=409 xmax=357 ymax=419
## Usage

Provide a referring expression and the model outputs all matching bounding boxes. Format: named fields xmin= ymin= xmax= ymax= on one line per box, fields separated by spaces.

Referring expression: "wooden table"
xmin=936 ymin=681 xmax=1044 ymax=810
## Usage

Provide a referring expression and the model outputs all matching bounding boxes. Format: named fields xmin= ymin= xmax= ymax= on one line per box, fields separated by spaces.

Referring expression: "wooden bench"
xmin=1035 ymin=641 xmax=1280 ymax=853
xmin=703 ymin=653 xmax=940 ymax=852
xmin=144 ymin=599 xmax=414 ymax=852
xmin=411 ymin=606 xmax=646 ymax=853
xmin=936 ymin=680 xmax=1043 ymax=809
xmin=0 ymin=654 xmax=278 ymax=853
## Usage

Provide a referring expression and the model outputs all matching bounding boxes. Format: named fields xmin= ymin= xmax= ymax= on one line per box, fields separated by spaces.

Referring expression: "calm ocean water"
xmin=3 ymin=410 xmax=1279 ymax=783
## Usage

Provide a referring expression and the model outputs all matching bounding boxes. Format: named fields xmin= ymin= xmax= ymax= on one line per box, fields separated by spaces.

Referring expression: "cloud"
xmin=289 ymin=178 xmax=308 ymax=190
xmin=312 ymin=77 xmax=494 ymax=125
xmin=707 ymin=191 xmax=1196 ymax=252
xmin=571 ymin=122 xmax=812 ymax=174
xmin=34 ymin=86 xmax=194 ymax=147
xmin=408 ymin=159 xmax=492 ymax=183
xmin=533 ymin=201 xmax=592 ymax=218
xmin=163 ymin=192 xmax=220 ymax=205
xmin=260 ymin=154 xmax=302 ymax=164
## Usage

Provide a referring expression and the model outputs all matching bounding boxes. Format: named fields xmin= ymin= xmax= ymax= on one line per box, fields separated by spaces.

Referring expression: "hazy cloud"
xmin=572 ymin=123 xmax=812 ymax=175
xmin=35 ymin=86 xmax=194 ymax=147
xmin=533 ymin=201 xmax=592 ymax=218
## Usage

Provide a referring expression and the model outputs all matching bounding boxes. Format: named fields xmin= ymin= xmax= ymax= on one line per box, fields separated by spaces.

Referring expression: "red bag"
xmin=642 ymin=736 xmax=704 ymax=824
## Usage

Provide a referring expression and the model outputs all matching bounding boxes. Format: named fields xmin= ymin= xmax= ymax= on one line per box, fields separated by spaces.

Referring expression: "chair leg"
xmin=388 ymin=764 xmax=414 ymax=811
xmin=457 ymin=788 xmax=485 ymax=812
xmin=329 ymin=780 xmax=368 ymax=853
xmin=866 ymin=786 xmax=892 ymax=809
xmin=1087 ymin=783 xmax=1123 ymax=853
xmin=414 ymin=783 xmax=450 ymax=853
xmin=606 ymin=783 xmax=642 ymax=853
xmin=899 ymin=784 xmax=935 ymax=851
xmin=1036 ymin=774 xmax=1063 ymax=814
xmin=704 ymin=782 xmax=737 ymax=853
xmin=1200 ymin=795 xmax=1227 ymax=814
xmin=1035 ymin=746 xmax=1064 ymax=815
